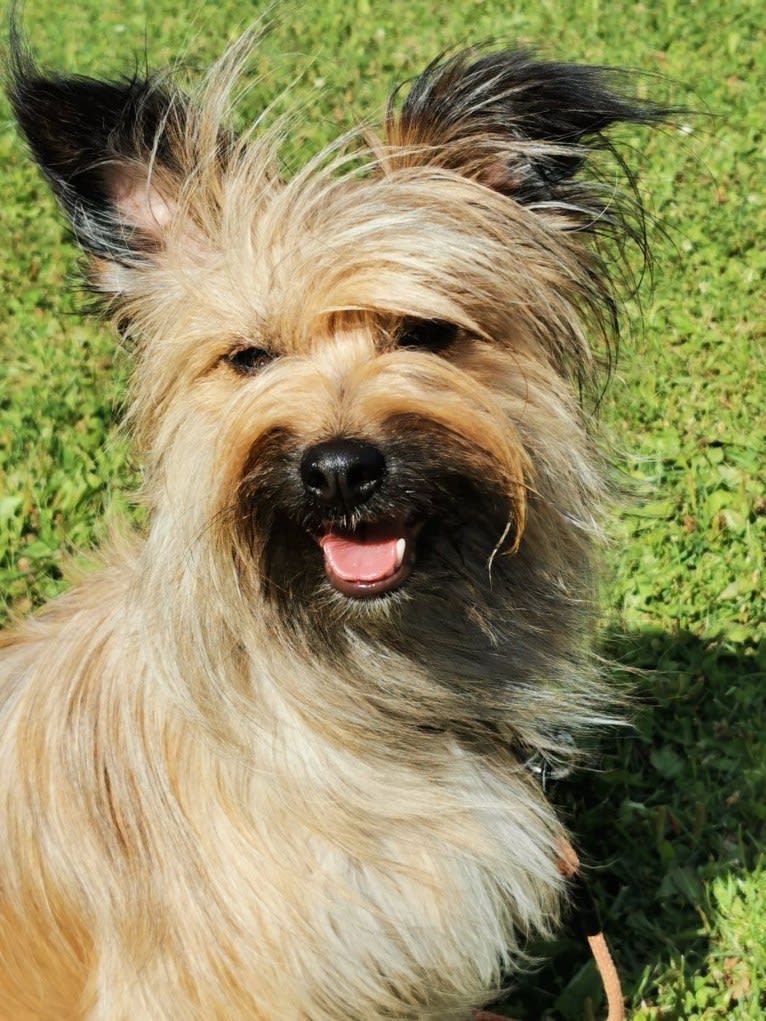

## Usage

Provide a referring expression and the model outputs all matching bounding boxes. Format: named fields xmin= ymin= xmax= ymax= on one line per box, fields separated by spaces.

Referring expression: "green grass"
xmin=1 ymin=1 xmax=763 ymax=1018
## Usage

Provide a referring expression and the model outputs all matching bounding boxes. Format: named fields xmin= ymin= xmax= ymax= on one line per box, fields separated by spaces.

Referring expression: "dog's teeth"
xmin=395 ymin=538 xmax=406 ymax=569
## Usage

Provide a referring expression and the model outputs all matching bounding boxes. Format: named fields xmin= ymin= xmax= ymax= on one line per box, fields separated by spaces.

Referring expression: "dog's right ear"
xmin=7 ymin=33 xmax=189 ymax=267
xmin=384 ymin=49 xmax=662 ymax=208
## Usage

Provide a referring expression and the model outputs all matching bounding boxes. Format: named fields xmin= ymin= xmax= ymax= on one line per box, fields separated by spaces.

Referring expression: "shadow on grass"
xmin=495 ymin=626 xmax=766 ymax=1020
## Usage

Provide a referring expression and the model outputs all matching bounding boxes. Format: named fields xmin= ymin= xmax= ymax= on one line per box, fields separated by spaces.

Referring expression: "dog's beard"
xmin=236 ymin=430 xmax=553 ymax=677
xmin=237 ymin=430 xmax=511 ymax=602
xmin=220 ymin=417 xmax=602 ymax=761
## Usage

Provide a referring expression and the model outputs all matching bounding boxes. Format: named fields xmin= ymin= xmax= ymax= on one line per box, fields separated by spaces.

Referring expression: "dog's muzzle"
xmin=300 ymin=438 xmax=416 ymax=598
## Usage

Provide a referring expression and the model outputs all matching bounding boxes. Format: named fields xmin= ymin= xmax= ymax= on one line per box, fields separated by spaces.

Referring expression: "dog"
xmin=1 ymin=27 xmax=662 ymax=1020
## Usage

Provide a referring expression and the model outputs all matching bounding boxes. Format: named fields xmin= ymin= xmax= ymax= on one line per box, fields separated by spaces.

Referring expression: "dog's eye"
xmin=224 ymin=347 xmax=273 ymax=375
xmin=397 ymin=319 xmax=458 ymax=354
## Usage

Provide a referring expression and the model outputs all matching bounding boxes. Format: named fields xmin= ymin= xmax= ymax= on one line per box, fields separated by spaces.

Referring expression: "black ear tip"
xmin=401 ymin=45 xmax=668 ymax=139
xmin=5 ymin=13 xmax=72 ymax=163
xmin=6 ymin=6 xmax=35 ymax=95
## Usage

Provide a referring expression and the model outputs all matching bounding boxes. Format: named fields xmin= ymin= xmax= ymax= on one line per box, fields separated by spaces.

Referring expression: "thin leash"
xmin=556 ymin=837 xmax=624 ymax=1021
xmin=474 ymin=746 xmax=626 ymax=1021
xmin=474 ymin=843 xmax=625 ymax=1020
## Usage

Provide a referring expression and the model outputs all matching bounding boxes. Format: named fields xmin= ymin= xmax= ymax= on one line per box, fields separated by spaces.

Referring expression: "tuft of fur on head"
xmin=1 ymin=25 xmax=664 ymax=1021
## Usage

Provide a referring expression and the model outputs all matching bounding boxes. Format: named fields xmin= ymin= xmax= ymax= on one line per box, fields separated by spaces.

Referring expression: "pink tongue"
xmin=320 ymin=531 xmax=401 ymax=583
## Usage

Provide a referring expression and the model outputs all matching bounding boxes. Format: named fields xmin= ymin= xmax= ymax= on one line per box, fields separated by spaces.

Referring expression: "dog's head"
xmin=9 ymin=37 xmax=660 ymax=744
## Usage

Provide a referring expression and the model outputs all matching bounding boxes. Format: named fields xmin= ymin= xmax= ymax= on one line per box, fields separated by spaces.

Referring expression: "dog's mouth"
xmin=317 ymin=518 xmax=419 ymax=598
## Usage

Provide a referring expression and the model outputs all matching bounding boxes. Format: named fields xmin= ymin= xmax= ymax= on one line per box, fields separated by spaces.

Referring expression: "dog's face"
xmin=9 ymin=43 xmax=657 ymax=742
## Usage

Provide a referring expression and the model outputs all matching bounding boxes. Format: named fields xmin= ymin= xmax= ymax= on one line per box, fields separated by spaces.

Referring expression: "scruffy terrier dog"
xmin=1 ymin=27 xmax=661 ymax=1021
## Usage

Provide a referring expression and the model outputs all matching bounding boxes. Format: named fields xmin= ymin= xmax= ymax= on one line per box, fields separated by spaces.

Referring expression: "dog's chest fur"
xmin=1 ymin=555 xmax=561 ymax=1020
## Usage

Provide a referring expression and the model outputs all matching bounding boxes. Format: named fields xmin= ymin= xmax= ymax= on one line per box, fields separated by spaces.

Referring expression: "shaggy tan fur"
xmin=1 ymin=32 xmax=661 ymax=1021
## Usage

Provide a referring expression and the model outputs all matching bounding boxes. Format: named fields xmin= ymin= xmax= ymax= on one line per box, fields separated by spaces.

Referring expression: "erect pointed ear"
xmin=384 ymin=49 xmax=662 ymax=203
xmin=7 ymin=36 xmax=189 ymax=267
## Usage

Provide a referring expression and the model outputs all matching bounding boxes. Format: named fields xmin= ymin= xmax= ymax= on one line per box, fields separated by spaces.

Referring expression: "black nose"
xmin=300 ymin=438 xmax=385 ymax=511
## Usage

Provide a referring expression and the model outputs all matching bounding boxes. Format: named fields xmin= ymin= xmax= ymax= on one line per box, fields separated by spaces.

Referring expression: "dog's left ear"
xmin=385 ymin=49 xmax=661 ymax=204
xmin=7 ymin=35 xmax=196 ymax=271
